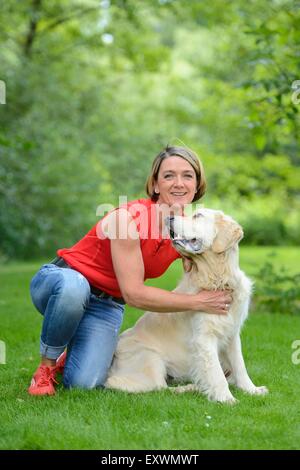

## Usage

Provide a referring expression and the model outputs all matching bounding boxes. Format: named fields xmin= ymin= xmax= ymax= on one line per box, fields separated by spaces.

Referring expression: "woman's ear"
xmin=212 ymin=217 xmax=244 ymax=254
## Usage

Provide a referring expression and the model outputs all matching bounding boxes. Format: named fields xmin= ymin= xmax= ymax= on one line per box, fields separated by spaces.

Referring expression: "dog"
xmin=105 ymin=208 xmax=268 ymax=403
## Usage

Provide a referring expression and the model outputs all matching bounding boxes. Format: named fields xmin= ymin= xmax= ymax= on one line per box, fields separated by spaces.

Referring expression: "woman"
xmin=28 ymin=146 xmax=232 ymax=395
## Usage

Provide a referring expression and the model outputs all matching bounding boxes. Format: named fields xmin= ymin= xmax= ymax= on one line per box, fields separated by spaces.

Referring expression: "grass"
xmin=0 ymin=246 xmax=300 ymax=450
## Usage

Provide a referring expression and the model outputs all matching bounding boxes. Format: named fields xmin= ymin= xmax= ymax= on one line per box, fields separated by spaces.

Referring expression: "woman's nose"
xmin=174 ymin=177 xmax=184 ymax=187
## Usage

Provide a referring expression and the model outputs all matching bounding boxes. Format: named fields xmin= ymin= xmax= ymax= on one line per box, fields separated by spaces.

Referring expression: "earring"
xmin=154 ymin=189 xmax=159 ymax=194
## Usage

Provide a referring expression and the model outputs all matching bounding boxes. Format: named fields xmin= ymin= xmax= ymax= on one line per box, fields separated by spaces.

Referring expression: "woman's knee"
xmin=30 ymin=269 xmax=50 ymax=314
xmin=63 ymin=370 xmax=107 ymax=390
xmin=30 ymin=265 xmax=90 ymax=314
xmin=63 ymin=353 xmax=110 ymax=390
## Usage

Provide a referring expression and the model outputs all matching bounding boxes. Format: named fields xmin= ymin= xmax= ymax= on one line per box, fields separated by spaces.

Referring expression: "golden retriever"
xmin=105 ymin=209 xmax=268 ymax=403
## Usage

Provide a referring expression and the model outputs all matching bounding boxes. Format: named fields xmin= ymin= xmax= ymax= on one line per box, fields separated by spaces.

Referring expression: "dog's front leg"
xmin=226 ymin=334 xmax=268 ymax=395
xmin=191 ymin=336 xmax=237 ymax=404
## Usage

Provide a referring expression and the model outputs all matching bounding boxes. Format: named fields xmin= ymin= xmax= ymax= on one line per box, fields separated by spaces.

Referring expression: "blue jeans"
xmin=30 ymin=263 xmax=125 ymax=389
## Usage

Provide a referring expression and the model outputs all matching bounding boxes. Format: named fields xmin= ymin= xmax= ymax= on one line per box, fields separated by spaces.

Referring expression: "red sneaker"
xmin=56 ymin=350 xmax=67 ymax=375
xmin=28 ymin=364 xmax=58 ymax=396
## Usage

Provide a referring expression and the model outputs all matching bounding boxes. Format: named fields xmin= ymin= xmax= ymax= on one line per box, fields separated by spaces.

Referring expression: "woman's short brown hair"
xmin=145 ymin=145 xmax=206 ymax=203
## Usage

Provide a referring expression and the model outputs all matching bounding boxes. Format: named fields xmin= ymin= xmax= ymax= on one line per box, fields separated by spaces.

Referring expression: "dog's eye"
xmin=191 ymin=238 xmax=197 ymax=243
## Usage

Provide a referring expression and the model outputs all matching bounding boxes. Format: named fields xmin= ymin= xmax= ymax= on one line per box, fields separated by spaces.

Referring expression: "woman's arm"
xmin=109 ymin=209 xmax=231 ymax=314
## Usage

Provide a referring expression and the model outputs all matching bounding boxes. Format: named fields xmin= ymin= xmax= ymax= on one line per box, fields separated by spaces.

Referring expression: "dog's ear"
xmin=212 ymin=216 xmax=244 ymax=253
xmin=182 ymin=257 xmax=193 ymax=272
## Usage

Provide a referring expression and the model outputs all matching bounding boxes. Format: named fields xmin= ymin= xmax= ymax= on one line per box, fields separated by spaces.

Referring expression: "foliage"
xmin=0 ymin=0 xmax=299 ymax=258
xmin=254 ymin=262 xmax=300 ymax=316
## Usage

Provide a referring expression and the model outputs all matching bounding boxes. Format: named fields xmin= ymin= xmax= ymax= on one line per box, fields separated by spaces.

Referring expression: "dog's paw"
xmin=218 ymin=395 xmax=238 ymax=405
xmin=251 ymin=385 xmax=269 ymax=395
xmin=209 ymin=390 xmax=238 ymax=404
xmin=241 ymin=385 xmax=269 ymax=395
xmin=171 ymin=384 xmax=199 ymax=394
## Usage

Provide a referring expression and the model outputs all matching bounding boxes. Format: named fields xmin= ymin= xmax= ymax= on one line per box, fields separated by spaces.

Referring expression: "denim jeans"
xmin=30 ymin=263 xmax=125 ymax=389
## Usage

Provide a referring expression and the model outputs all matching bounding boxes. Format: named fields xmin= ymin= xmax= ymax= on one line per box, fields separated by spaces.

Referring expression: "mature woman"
xmin=28 ymin=146 xmax=232 ymax=396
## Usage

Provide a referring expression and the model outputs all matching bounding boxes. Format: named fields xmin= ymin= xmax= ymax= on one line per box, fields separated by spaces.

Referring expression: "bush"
xmin=206 ymin=188 xmax=300 ymax=246
xmin=242 ymin=216 xmax=288 ymax=246
xmin=253 ymin=262 xmax=300 ymax=315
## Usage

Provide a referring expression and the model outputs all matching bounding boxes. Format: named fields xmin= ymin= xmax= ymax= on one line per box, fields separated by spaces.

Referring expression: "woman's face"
xmin=154 ymin=156 xmax=197 ymax=208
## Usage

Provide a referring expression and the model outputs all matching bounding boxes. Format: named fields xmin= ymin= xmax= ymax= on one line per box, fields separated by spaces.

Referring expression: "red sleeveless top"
xmin=57 ymin=198 xmax=181 ymax=297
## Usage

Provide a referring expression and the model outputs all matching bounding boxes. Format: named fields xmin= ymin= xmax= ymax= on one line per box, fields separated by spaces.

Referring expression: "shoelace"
xmin=38 ymin=366 xmax=59 ymax=386
xmin=55 ymin=355 xmax=66 ymax=374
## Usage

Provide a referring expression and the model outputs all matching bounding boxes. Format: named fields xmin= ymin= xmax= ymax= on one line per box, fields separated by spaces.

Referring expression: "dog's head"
xmin=165 ymin=208 xmax=243 ymax=257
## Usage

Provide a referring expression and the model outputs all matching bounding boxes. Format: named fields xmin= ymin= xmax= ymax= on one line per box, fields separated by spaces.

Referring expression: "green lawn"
xmin=0 ymin=247 xmax=300 ymax=450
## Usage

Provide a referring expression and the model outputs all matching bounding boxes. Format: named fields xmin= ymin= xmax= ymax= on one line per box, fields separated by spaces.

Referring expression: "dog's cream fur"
xmin=105 ymin=209 xmax=268 ymax=403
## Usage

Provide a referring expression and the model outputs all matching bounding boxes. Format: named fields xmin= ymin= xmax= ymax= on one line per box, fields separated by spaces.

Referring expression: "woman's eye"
xmin=164 ymin=174 xmax=173 ymax=179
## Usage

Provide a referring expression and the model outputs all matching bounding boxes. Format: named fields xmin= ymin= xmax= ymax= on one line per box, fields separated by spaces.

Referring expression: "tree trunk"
xmin=24 ymin=0 xmax=42 ymax=57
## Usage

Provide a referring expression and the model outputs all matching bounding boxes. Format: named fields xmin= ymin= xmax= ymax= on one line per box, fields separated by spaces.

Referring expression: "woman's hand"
xmin=191 ymin=290 xmax=233 ymax=315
